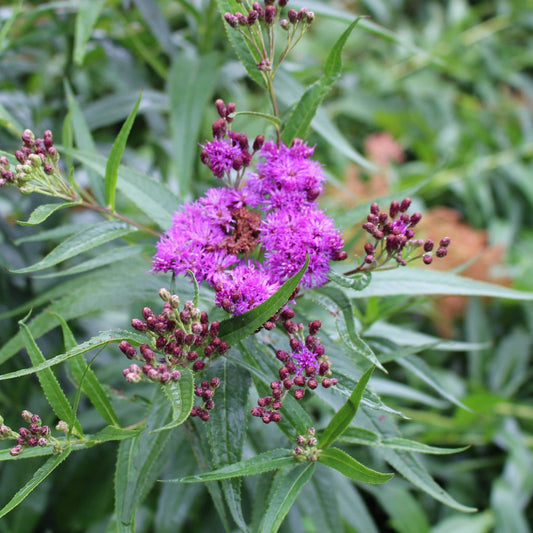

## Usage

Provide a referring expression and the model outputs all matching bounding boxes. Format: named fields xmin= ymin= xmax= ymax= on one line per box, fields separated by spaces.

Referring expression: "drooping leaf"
xmin=19 ymin=319 xmax=83 ymax=437
xmin=318 ymin=447 xmax=393 ymax=484
xmin=329 ymin=269 xmax=372 ymax=291
xmin=0 ymin=450 xmax=72 ymax=520
xmin=105 ymin=92 xmax=143 ymax=210
xmin=319 ymin=365 xmax=375 ymax=449
xmin=10 ymin=220 xmax=136 ymax=274
xmin=218 ymin=255 xmax=309 ymax=346
xmin=0 ymin=329 xmax=146 ymax=380
xmin=53 ymin=312 xmax=120 ymax=427
xmin=153 ymin=370 xmax=195 ymax=432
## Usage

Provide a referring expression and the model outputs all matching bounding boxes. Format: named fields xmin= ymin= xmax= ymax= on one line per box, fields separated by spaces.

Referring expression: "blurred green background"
xmin=0 ymin=1 xmax=532 ymax=531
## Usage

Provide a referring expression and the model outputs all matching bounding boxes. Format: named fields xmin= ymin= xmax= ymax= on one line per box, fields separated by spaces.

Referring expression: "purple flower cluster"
xmin=153 ymin=104 xmax=345 ymax=316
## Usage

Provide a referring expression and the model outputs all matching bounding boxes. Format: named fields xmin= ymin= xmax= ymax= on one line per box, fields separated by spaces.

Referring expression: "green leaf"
xmin=115 ymin=387 xmax=174 ymax=529
xmin=34 ymin=245 xmax=147 ymax=279
xmin=218 ymin=255 xmax=309 ymax=346
xmin=329 ymin=269 xmax=372 ymax=291
xmin=0 ymin=329 xmax=146 ymax=381
xmin=170 ymin=449 xmax=294 ymax=483
xmin=215 ymin=0 xmax=263 ymax=86
xmin=169 ymin=52 xmax=220 ymax=197
xmin=339 ymin=427 xmax=471 ymax=455
xmin=318 ymin=447 xmax=393 ymax=484
xmin=206 ymin=359 xmax=251 ymax=531
xmin=230 ymin=110 xmax=281 ymax=128
xmin=352 ymin=268 xmax=533 ymax=300
xmin=153 ymin=369 xmax=195 ymax=432
xmin=53 ymin=312 xmax=120 ymax=427
xmin=17 ymin=202 xmax=79 ymax=226
xmin=0 ymin=450 xmax=72 ymax=520
xmin=258 ymin=464 xmax=315 ymax=533
xmin=10 ymin=220 xmax=136 ymax=274
xmin=64 ymin=80 xmax=105 ymax=206
xmin=105 ymin=92 xmax=143 ymax=210
xmin=319 ymin=366 xmax=375 ymax=449
xmin=74 ymin=0 xmax=106 ymax=65
xmin=64 ymin=147 xmax=178 ymax=229
xmin=308 ymin=286 xmax=385 ymax=370
xmin=281 ymin=17 xmax=361 ymax=144
xmin=19 ymin=319 xmax=83 ymax=437
xmin=186 ymin=270 xmax=200 ymax=308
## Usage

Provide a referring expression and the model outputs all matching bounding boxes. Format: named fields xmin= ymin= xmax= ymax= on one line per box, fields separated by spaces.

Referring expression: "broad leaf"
xmin=318 ymin=447 xmax=393 ymax=484
xmin=319 ymin=365 xmax=374 ymax=449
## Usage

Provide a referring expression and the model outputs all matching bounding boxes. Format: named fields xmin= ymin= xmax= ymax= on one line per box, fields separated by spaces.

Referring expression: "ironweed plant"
xmin=0 ymin=1 xmax=532 ymax=532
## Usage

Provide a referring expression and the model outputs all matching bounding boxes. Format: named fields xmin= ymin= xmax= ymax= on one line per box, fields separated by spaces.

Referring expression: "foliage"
xmin=0 ymin=1 xmax=532 ymax=532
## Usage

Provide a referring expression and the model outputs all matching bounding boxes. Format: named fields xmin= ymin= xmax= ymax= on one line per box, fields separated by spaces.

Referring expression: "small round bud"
xmin=440 ymin=236 xmax=451 ymax=247
xmin=423 ymin=254 xmax=433 ymax=265
xmin=436 ymin=247 xmax=448 ymax=258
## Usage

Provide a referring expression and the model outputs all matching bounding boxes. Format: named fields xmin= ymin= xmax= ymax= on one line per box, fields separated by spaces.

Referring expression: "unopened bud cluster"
xmin=1 ymin=410 xmax=65 ymax=456
xmin=359 ymin=198 xmax=451 ymax=269
xmin=224 ymin=1 xmax=314 ymax=72
xmin=200 ymin=100 xmax=264 ymax=186
xmin=119 ymin=289 xmax=227 ymax=385
xmin=190 ymin=377 xmax=221 ymax=422
xmin=251 ymin=311 xmax=337 ymax=423
xmin=292 ymin=427 xmax=320 ymax=462
xmin=0 ymin=130 xmax=75 ymax=200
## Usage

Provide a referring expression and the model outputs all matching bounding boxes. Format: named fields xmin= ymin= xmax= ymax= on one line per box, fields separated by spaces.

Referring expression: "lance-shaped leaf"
xmin=319 ymin=365 xmax=375 ymax=449
xmin=218 ymin=255 xmax=309 ymax=346
xmin=168 ymin=449 xmax=294 ymax=483
xmin=281 ymin=17 xmax=361 ymax=144
xmin=10 ymin=220 xmax=136 ymax=274
xmin=19 ymin=320 xmax=83 ymax=437
xmin=54 ymin=312 xmax=120 ymax=427
xmin=0 ymin=450 xmax=72 ymax=520
xmin=319 ymin=447 xmax=393 ymax=484
xmin=18 ymin=202 xmax=80 ymax=226
xmin=0 ymin=329 xmax=146 ymax=381
xmin=329 ymin=269 xmax=372 ymax=291
xmin=115 ymin=387 xmax=174 ymax=529
xmin=105 ymin=92 xmax=143 ymax=210
xmin=258 ymin=463 xmax=315 ymax=533
xmin=74 ymin=0 xmax=105 ymax=65
xmin=152 ymin=369 xmax=195 ymax=432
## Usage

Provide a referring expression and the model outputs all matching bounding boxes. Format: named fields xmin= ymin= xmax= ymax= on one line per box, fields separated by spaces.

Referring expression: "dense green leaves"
xmin=155 ymin=370 xmax=195 ymax=432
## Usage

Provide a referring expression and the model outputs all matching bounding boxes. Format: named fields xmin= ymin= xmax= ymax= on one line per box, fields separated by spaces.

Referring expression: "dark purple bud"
xmin=226 ymin=102 xmax=236 ymax=116
xmin=289 ymin=338 xmax=300 ymax=350
xmin=248 ymin=10 xmax=259 ymax=24
xmin=423 ymin=254 xmax=433 ymax=265
xmin=405 ymin=229 xmax=415 ymax=239
xmin=265 ymin=5 xmax=277 ymax=23
xmin=279 ymin=366 xmax=289 ymax=379
xmin=212 ymin=118 xmax=226 ymax=139
xmin=119 ymin=341 xmax=137 ymax=359
xmin=294 ymin=376 xmax=305 ymax=386
xmin=294 ymin=389 xmax=305 ymax=400
xmin=281 ymin=308 xmax=295 ymax=320
xmin=215 ymin=99 xmax=226 ymax=118
xmin=424 ymin=239 xmax=434 ymax=252
xmin=436 ymin=247 xmax=448 ymax=258
xmin=278 ymin=0 xmax=288 ymax=6
xmin=322 ymin=378 xmax=332 ymax=388
xmin=271 ymin=412 xmax=282 ymax=422
xmin=224 ymin=12 xmax=238 ymax=27
xmin=440 ymin=236 xmax=451 ymax=247
xmin=205 ymin=400 xmax=215 ymax=410
xmin=283 ymin=378 xmax=294 ymax=389
xmin=10 ymin=445 xmax=23 ymax=456
xmin=307 ymin=379 xmax=318 ymax=389
xmin=362 ymin=222 xmax=376 ymax=234
xmin=389 ymin=200 xmax=400 ymax=218
xmin=251 ymin=407 xmax=264 ymax=417
xmin=400 ymin=198 xmax=411 ymax=212
xmin=287 ymin=8 xmax=297 ymax=23
xmin=192 ymin=360 xmax=205 ymax=371
xmin=410 ymin=212 xmax=422 ymax=226
xmin=309 ymin=320 xmax=321 ymax=335
xmin=253 ymin=135 xmax=265 ymax=151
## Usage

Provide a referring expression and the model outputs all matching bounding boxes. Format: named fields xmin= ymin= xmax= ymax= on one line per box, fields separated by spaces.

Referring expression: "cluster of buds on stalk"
xmin=224 ymin=1 xmax=314 ymax=73
xmin=0 ymin=411 xmax=67 ymax=456
xmin=292 ymin=427 xmax=320 ymax=462
xmin=200 ymin=100 xmax=264 ymax=187
xmin=0 ymin=129 xmax=76 ymax=200
xmin=356 ymin=198 xmax=451 ymax=270
xmin=119 ymin=289 xmax=228 ymax=387
xmin=190 ymin=377 xmax=221 ymax=421
xmin=251 ymin=310 xmax=337 ymax=423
